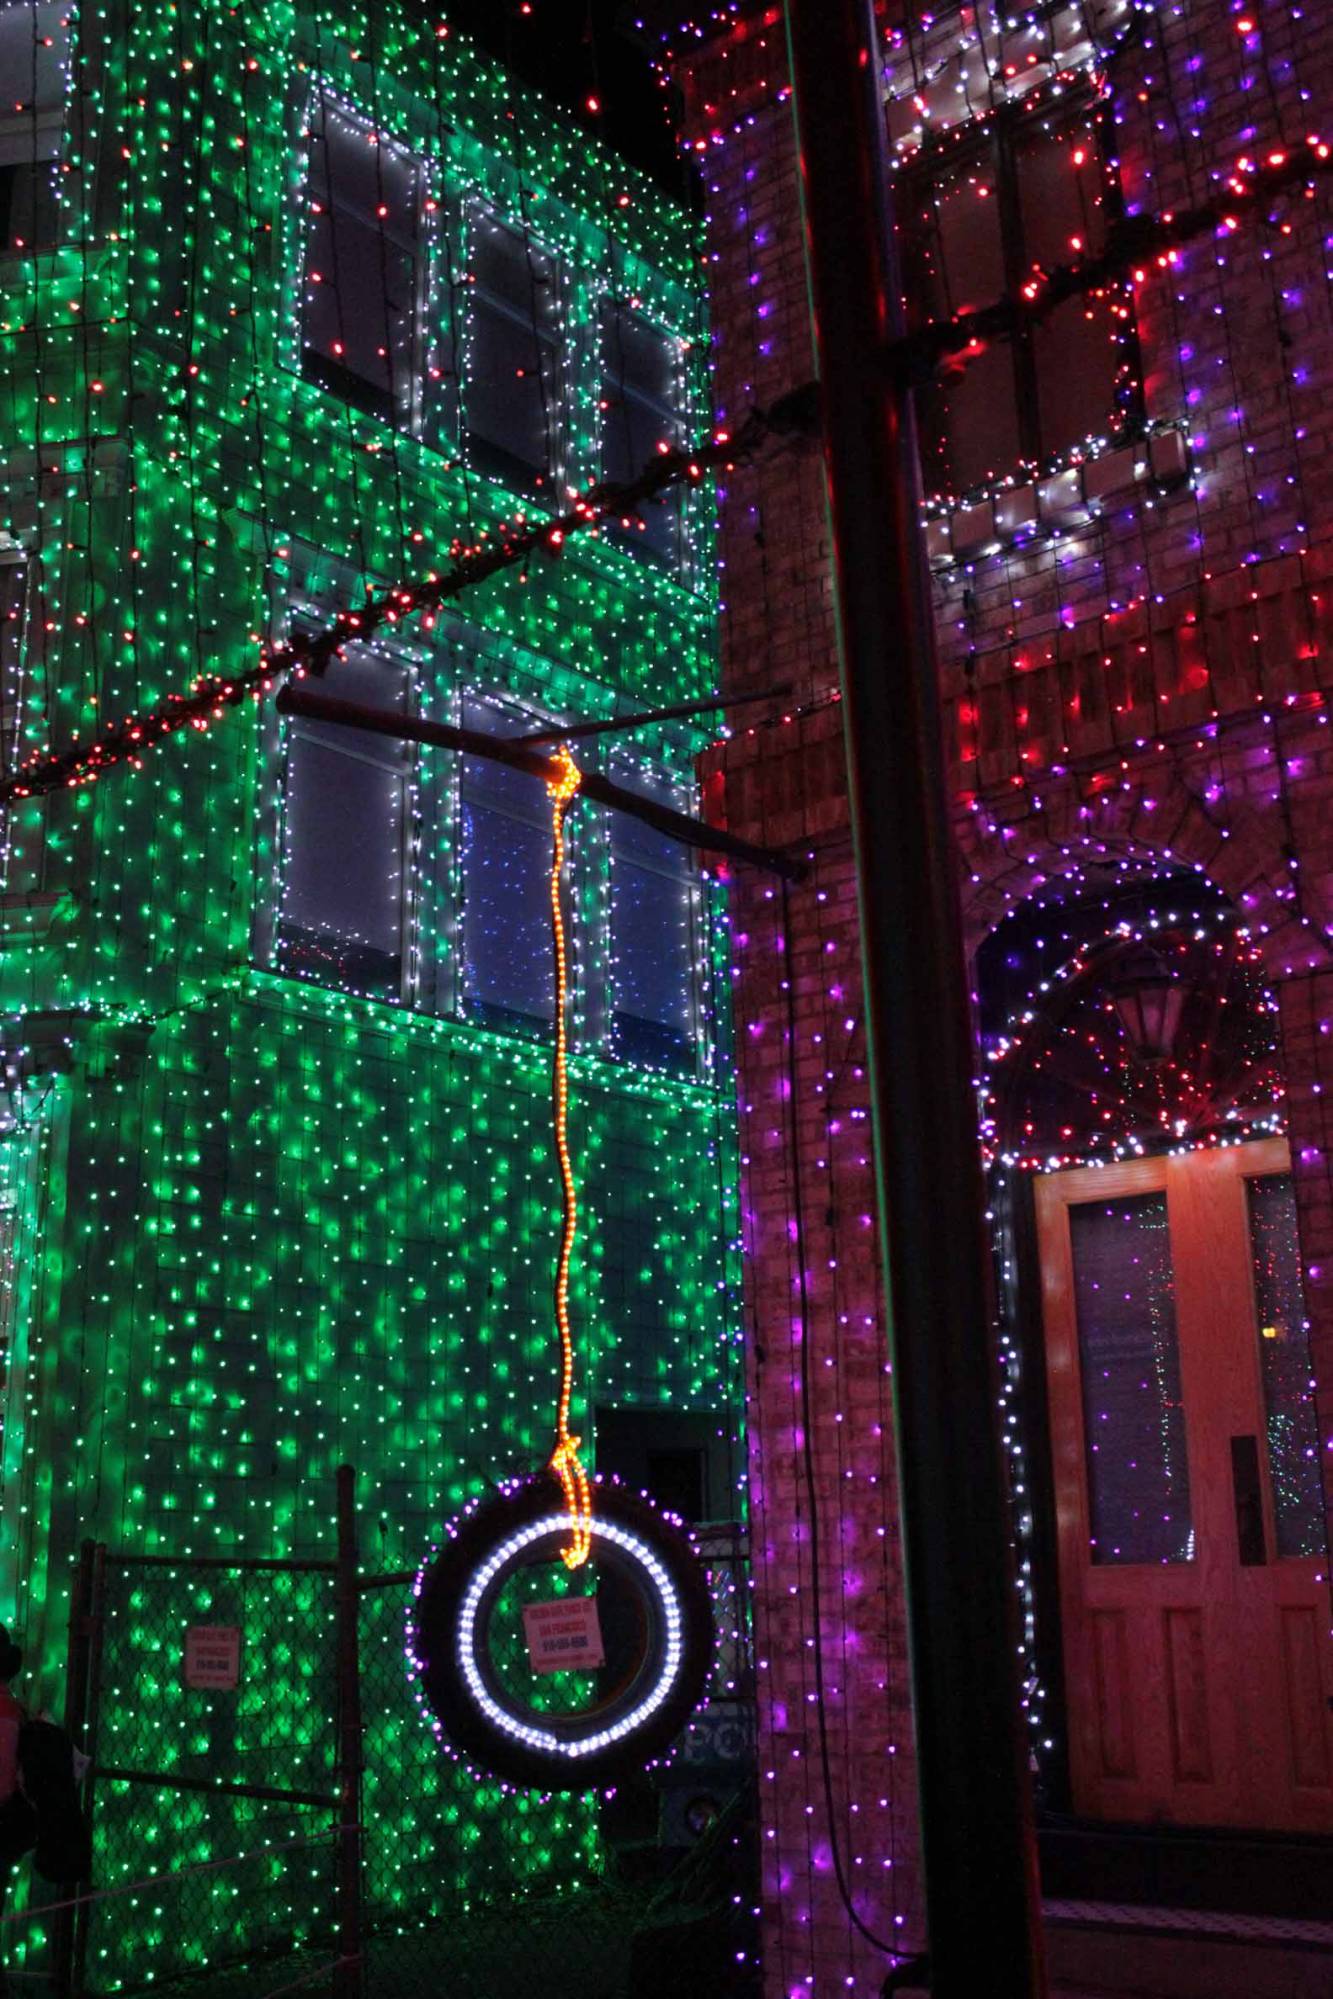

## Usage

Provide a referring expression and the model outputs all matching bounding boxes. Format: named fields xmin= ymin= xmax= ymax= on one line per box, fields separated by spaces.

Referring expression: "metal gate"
xmin=60 ymin=1471 xmax=361 ymax=1997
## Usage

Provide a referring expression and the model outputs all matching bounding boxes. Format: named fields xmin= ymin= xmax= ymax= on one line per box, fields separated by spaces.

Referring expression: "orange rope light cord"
xmin=544 ymin=746 xmax=592 ymax=1570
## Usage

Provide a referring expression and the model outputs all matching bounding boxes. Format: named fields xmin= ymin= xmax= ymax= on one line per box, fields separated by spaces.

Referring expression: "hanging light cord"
xmin=545 ymin=746 xmax=592 ymax=1569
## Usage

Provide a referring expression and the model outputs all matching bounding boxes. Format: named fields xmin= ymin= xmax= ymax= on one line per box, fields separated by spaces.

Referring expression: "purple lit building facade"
xmin=668 ymin=3 xmax=1333 ymax=1992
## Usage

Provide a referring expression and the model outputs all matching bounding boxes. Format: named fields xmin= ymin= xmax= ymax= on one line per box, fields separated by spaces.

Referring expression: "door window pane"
xmin=277 ymin=647 xmax=411 ymax=1000
xmin=301 ymin=102 xmax=425 ymax=427
xmin=1247 ymin=1174 xmax=1324 ymax=1560
xmin=459 ymin=700 xmax=556 ymax=1031
xmin=1069 ymin=1192 xmax=1193 ymax=1565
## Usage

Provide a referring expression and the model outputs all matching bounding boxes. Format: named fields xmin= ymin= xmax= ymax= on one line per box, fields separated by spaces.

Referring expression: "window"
xmin=276 ymin=645 xmax=413 ymax=1001
xmin=458 ymin=697 xmax=558 ymax=1032
xmin=265 ymin=662 xmax=704 ymax=1069
xmin=0 ymin=559 xmax=26 ymax=879
xmin=0 ymin=1190 xmax=14 ymax=1389
xmin=0 ymin=1136 xmax=21 ymax=1464
xmin=608 ymin=768 xmax=696 ymax=1071
xmin=899 ymin=110 xmax=1137 ymax=497
xmin=0 ymin=2 xmax=69 ymax=252
xmin=301 ymin=101 xmax=428 ymax=428
xmin=464 ymin=208 xmax=562 ymax=495
xmin=0 ymin=558 xmax=25 ymax=752
xmin=599 ymin=303 xmax=688 ymax=568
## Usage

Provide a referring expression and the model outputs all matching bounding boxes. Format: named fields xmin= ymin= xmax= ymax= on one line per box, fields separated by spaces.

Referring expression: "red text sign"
xmin=184 ymin=1625 xmax=242 ymax=1691
xmin=522 ymin=1596 xmax=605 ymax=1674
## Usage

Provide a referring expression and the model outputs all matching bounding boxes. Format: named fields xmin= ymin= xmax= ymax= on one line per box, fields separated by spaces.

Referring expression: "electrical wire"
xmin=778 ymin=876 xmax=903 ymax=1963
xmin=0 ymin=385 xmax=816 ymax=807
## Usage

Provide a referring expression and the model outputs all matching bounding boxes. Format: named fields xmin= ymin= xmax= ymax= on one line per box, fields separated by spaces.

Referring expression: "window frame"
xmin=596 ymin=296 xmax=692 ymax=576
xmin=898 ymin=93 xmax=1144 ymax=499
xmin=254 ymin=634 xmax=707 ymax=1077
xmin=603 ymin=756 xmax=703 ymax=1079
xmin=461 ymin=200 xmax=566 ymax=498
xmin=0 ymin=554 xmax=34 ymax=894
xmin=0 ymin=0 xmax=71 ymax=255
xmin=297 ymin=92 xmax=437 ymax=436
xmin=266 ymin=633 xmax=422 ymax=1009
xmin=452 ymin=685 xmax=577 ymax=1040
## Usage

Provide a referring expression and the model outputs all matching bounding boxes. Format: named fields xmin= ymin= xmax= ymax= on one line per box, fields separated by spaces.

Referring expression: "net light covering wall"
xmin=0 ymin=0 xmax=739 ymax=1975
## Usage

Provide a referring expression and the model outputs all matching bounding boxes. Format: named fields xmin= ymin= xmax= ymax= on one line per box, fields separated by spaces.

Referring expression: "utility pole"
xmin=783 ymin=2 xmax=1047 ymax=1991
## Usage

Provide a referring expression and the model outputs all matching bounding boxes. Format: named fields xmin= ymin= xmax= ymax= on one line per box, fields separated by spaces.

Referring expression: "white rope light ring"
xmin=456 ymin=1513 xmax=684 ymax=1758
xmin=409 ymin=1477 xmax=715 ymax=1793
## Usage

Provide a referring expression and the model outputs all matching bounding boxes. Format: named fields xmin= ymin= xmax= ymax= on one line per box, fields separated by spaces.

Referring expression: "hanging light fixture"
xmin=1108 ymin=941 xmax=1189 ymax=1064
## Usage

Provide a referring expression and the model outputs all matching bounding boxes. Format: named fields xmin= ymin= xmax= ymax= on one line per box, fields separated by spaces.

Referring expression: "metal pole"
xmin=88 ymin=1767 xmax=340 ymax=1808
xmin=333 ymin=1467 xmax=364 ymax=1999
xmin=783 ymin=3 xmax=1046 ymax=1992
xmin=52 ymin=1540 xmax=96 ymax=1999
xmin=71 ymin=1545 xmax=107 ymax=1999
xmin=275 ymin=686 xmax=806 ymax=882
xmin=513 ymin=682 xmax=793 ymax=746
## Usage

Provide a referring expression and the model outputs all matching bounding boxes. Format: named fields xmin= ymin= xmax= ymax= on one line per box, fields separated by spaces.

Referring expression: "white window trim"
xmin=259 ymin=623 xmax=422 ymax=1011
xmin=296 ymin=83 xmax=441 ymax=441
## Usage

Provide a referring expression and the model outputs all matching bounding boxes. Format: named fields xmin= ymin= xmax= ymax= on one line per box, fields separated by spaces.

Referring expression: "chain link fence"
xmin=10 ymin=1473 xmax=758 ymax=1998
xmin=66 ymin=1541 xmax=346 ymax=1997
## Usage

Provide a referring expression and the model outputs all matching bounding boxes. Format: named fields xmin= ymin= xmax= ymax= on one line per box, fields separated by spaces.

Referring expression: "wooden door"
xmin=1035 ymin=1139 xmax=1333 ymax=1830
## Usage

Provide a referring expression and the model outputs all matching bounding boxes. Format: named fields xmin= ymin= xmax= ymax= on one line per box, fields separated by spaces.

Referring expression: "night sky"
xmin=416 ymin=1 xmax=696 ymax=200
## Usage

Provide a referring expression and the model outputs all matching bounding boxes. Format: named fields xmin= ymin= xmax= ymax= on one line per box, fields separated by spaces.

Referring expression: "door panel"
xmin=1036 ymin=1140 xmax=1333 ymax=1830
xmin=1280 ymin=1607 xmax=1331 ymax=1791
xmin=1163 ymin=1607 xmax=1213 ymax=1785
xmin=1090 ymin=1608 xmax=1136 ymax=1780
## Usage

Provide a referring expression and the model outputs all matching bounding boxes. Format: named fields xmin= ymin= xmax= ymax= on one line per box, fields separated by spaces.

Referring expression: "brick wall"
xmin=673 ymin=2 xmax=1333 ymax=1991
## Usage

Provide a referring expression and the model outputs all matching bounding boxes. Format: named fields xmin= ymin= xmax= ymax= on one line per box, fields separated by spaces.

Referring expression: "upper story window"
xmin=263 ymin=658 xmax=704 ymax=1074
xmin=0 ymin=2 xmax=69 ymax=252
xmin=293 ymin=100 xmax=702 ymax=562
xmin=463 ymin=209 xmax=564 ymax=496
xmin=276 ymin=644 xmax=414 ymax=1002
xmin=607 ymin=769 xmax=697 ymax=1071
xmin=301 ymin=101 xmax=430 ymax=430
xmin=899 ymin=109 xmax=1138 ymax=500
xmin=599 ymin=302 xmax=689 ymax=570
xmin=0 ymin=1171 xmax=15 ymax=1375
xmin=0 ymin=558 xmax=27 ymax=880
xmin=458 ymin=696 xmax=559 ymax=1033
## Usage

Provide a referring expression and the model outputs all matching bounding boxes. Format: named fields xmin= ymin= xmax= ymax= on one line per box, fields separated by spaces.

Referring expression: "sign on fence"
xmin=184 ymin=1624 xmax=242 ymax=1690
xmin=522 ymin=1597 xmax=605 ymax=1673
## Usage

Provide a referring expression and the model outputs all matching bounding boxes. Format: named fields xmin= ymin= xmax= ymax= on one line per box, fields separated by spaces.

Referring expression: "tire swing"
xmin=410 ymin=1475 xmax=714 ymax=1793
xmin=409 ymin=749 xmax=715 ymax=1793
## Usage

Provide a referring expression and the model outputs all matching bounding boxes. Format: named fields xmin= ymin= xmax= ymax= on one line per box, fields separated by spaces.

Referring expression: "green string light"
xmin=0 ymin=0 xmax=743 ymax=1979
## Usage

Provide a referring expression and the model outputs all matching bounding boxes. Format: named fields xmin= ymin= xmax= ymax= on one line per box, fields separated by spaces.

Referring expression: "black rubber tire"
xmin=411 ymin=1475 xmax=715 ymax=1793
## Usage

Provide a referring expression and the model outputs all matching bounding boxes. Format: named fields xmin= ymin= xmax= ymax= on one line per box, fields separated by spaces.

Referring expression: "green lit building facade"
xmin=0 ymin=0 xmax=741 ymax=1978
